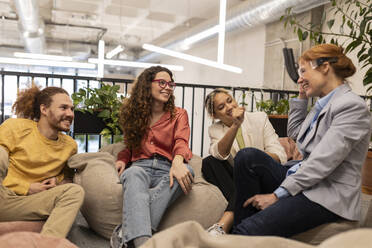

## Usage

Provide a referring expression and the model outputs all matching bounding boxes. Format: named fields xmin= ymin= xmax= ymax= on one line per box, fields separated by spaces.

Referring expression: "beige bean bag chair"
xmin=67 ymin=142 xmax=227 ymax=239
xmin=141 ymin=220 xmax=372 ymax=248
xmin=67 ymin=141 xmax=372 ymax=245
xmin=0 ymin=231 xmax=78 ymax=248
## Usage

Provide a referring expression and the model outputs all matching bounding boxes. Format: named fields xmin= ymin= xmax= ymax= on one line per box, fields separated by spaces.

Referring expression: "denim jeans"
xmin=232 ymin=148 xmax=339 ymax=237
xmin=119 ymin=157 xmax=194 ymax=244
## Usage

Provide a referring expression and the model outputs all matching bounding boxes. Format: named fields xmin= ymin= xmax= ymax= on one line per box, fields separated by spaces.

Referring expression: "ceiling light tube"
xmin=218 ymin=0 xmax=227 ymax=63
xmin=106 ymin=45 xmax=124 ymax=59
xmin=0 ymin=57 xmax=95 ymax=69
xmin=88 ymin=58 xmax=184 ymax=71
xmin=182 ymin=25 xmax=219 ymax=49
xmin=98 ymin=40 xmax=105 ymax=78
xmin=14 ymin=52 xmax=73 ymax=61
xmin=142 ymin=43 xmax=242 ymax=74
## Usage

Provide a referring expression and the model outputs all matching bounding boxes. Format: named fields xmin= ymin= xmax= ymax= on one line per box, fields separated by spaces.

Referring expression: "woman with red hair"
xmin=232 ymin=44 xmax=371 ymax=237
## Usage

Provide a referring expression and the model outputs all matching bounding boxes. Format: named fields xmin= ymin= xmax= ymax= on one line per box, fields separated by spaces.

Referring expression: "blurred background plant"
xmin=256 ymin=98 xmax=290 ymax=115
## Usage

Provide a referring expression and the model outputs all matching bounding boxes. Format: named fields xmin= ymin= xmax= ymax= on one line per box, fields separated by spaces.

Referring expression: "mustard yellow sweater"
xmin=0 ymin=118 xmax=77 ymax=195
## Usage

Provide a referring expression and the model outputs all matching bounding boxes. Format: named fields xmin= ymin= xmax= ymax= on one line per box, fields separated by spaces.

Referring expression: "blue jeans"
xmin=119 ymin=157 xmax=194 ymax=244
xmin=232 ymin=148 xmax=339 ymax=237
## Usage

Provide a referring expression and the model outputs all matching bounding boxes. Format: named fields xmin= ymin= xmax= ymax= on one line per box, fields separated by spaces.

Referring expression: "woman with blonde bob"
xmin=110 ymin=66 xmax=194 ymax=248
xmin=203 ymin=88 xmax=287 ymax=235
xmin=232 ymin=44 xmax=371 ymax=237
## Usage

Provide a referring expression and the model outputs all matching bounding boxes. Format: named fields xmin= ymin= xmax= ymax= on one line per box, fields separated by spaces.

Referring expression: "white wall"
xmin=159 ymin=25 xmax=266 ymax=88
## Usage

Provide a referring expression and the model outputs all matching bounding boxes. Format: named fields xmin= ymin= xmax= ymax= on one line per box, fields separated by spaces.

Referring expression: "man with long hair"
xmin=0 ymin=85 xmax=84 ymax=238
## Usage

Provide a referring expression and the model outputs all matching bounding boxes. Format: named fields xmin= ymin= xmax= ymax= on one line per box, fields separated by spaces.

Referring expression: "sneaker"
xmin=110 ymin=224 xmax=125 ymax=248
xmin=207 ymin=223 xmax=226 ymax=236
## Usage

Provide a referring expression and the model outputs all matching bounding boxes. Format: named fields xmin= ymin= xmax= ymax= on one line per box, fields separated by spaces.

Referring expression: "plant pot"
xmin=362 ymin=150 xmax=372 ymax=195
xmin=73 ymin=111 xmax=106 ymax=134
xmin=268 ymin=115 xmax=288 ymax=137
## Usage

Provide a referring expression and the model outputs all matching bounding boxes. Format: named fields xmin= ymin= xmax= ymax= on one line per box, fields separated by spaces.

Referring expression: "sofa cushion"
xmin=140 ymin=221 xmax=372 ymax=248
xmin=0 ymin=221 xmax=44 ymax=236
xmin=143 ymin=221 xmax=313 ymax=248
xmin=99 ymin=142 xmax=126 ymax=160
xmin=68 ymin=151 xmax=122 ymax=239
xmin=318 ymin=228 xmax=372 ymax=248
xmin=292 ymin=219 xmax=359 ymax=245
xmin=0 ymin=231 xmax=78 ymax=248
xmin=68 ymin=146 xmax=227 ymax=239
xmin=292 ymin=193 xmax=372 ymax=245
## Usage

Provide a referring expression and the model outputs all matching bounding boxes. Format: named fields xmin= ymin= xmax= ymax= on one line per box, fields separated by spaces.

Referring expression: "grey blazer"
xmin=282 ymin=84 xmax=371 ymax=221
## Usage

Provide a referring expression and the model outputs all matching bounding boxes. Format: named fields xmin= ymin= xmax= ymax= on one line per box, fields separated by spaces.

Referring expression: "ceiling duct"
xmin=14 ymin=0 xmax=45 ymax=53
xmin=139 ymin=0 xmax=329 ymax=62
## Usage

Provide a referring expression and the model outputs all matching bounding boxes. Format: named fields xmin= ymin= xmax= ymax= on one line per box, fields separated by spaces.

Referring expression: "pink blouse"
xmin=117 ymin=107 xmax=192 ymax=165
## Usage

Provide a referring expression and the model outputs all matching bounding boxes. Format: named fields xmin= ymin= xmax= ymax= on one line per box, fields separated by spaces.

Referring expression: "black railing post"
xmin=16 ymin=75 xmax=20 ymax=91
xmin=85 ymin=134 xmax=88 ymax=153
xmin=0 ymin=70 xmax=311 ymax=154
xmin=182 ymin=86 xmax=185 ymax=109
xmin=1 ymin=71 xmax=4 ymax=123
xmin=191 ymin=87 xmax=195 ymax=151
xmin=251 ymin=90 xmax=255 ymax=112
xmin=201 ymin=87 xmax=206 ymax=157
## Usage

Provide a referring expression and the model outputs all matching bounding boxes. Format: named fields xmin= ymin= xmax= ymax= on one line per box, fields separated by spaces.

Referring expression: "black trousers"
xmin=202 ymin=155 xmax=235 ymax=212
xmin=232 ymin=147 xmax=339 ymax=237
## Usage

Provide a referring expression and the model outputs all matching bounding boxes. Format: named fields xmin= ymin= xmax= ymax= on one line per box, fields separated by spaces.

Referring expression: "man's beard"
xmin=50 ymin=115 xmax=73 ymax=132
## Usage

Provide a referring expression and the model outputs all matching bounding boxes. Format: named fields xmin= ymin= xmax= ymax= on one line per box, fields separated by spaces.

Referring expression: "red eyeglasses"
xmin=152 ymin=79 xmax=176 ymax=90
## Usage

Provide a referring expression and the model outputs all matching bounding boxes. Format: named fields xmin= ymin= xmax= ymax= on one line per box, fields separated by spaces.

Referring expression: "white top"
xmin=208 ymin=111 xmax=287 ymax=166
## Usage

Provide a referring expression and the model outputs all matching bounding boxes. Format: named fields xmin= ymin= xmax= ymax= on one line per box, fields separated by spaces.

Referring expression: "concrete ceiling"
xmin=0 ymin=0 xmax=245 ymax=60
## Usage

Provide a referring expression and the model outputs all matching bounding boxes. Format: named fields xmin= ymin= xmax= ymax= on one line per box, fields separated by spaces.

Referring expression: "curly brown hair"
xmin=12 ymin=85 xmax=69 ymax=121
xmin=120 ymin=66 xmax=176 ymax=150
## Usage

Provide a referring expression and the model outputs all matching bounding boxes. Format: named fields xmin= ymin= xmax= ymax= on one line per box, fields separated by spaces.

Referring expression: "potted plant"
xmin=71 ymin=84 xmax=125 ymax=140
xmin=256 ymin=97 xmax=290 ymax=137
xmin=256 ymin=98 xmax=289 ymax=117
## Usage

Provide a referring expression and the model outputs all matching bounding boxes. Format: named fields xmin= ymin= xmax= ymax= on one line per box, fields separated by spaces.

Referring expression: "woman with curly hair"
xmin=110 ymin=66 xmax=194 ymax=248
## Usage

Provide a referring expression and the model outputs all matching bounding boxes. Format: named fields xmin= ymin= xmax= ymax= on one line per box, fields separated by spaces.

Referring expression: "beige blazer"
xmin=283 ymin=84 xmax=372 ymax=221
xmin=208 ymin=111 xmax=287 ymax=166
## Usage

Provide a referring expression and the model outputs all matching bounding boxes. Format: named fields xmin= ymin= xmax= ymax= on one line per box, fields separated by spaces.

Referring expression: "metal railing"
xmin=1 ymin=70 xmax=370 ymax=157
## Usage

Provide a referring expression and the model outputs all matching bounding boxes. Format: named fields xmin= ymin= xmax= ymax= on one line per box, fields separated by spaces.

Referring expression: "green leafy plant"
xmin=281 ymin=0 xmax=372 ymax=96
xmin=240 ymin=92 xmax=248 ymax=107
xmin=71 ymin=84 xmax=125 ymax=138
xmin=256 ymin=98 xmax=289 ymax=115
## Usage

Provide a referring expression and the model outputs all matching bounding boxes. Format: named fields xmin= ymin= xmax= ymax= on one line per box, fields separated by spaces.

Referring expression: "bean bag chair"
xmin=68 ymin=142 xmax=227 ymax=239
